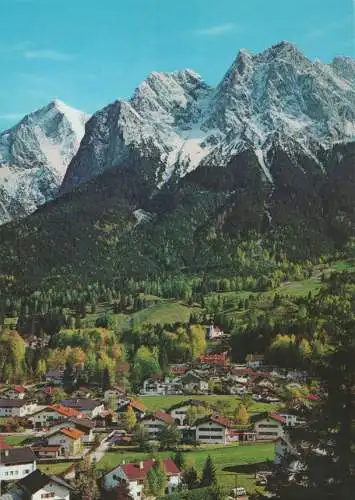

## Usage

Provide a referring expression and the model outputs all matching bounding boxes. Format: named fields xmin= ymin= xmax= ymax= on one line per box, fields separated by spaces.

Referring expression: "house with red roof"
xmin=195 ymin=414 xmax=234 ymax=445
xmin=29 ymin=404 xmax=83 ymax=429
xmin=250 ymin=412 xmax=285 ymax=440
xmin=103 ymin=458 xmax=181 ymax=499
xmin=306 ymin=393 xmax=320 ymax=402
xmin=47 ymin=427 xmax=85 ymax=457
xmin=142 ymin=411 xmax=174 ymax=439
xmin=0 ymin=438 xmax=11 ymax=450
xmin=3 ymin=385 xmax=26 ymax=400
xmin=199 ymin=351 xmax=228 ymax=367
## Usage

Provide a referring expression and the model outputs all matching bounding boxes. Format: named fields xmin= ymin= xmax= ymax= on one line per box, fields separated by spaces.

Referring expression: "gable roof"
xmin=60 ymin=398 xmax=102 ymax=411
xmin=0 ymin=447 xmax=36 ymax=465
xmin=195 ymin=414 xmax=232 ymax=428
xmin=16 ymin=469 xmax=73 ymax=495
xmin=68 ymin=417 xmax=95 ymax=430
xmin=129 ymin=399 xmax=146 ymax=412
xmin=150 ymin=411 xmax=173 ymax=425
xmin=119 ymin=458 xmax=180 ymax=481
xmin=51 ymin=427 xmax=85 ymax=440
xmin=51 ymin=403 xmax=83 ymax=417
xmin=306 ymin=393 xmax=320 ymax=401
xmin=7 ymin=385 xmax=26 ymax=394
xmin=180 ymin=372 xmax=203 ymax=383
xmin=250 ymin=412 xmax=285 ymax=425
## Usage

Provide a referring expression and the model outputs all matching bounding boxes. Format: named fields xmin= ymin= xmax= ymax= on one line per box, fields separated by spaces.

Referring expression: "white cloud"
xmin=24 ymin=49 xmax=74 ymax=61
xmin=193 ymin=23 xmax=236 ymax=37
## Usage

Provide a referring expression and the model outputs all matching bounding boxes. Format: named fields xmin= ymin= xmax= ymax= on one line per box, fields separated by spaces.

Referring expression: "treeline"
xmin=231 ymin=270 xmax=355 ymax=370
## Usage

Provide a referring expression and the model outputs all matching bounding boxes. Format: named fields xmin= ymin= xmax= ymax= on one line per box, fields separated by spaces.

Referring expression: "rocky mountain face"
xmin=61 ymin=42 xmax=355 ymax=196
xmin=0 ymin=100 xmax=89 ymax=224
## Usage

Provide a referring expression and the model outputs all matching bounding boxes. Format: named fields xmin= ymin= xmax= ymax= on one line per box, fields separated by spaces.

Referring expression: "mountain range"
xmin=0 ymin=42 xmax=354 ymax=291
xmin=1 ymin=42 xmax=354 ymax=225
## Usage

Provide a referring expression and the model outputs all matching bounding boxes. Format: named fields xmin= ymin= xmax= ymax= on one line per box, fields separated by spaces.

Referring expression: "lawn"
xmin=4 ymin=435 xmax=27 ymax=446
xmin=98 ymin=443 xmax=274 ymax=494
xmin=38 ymin=462 xmax=73 ymax=475
xmin=138 ymin=395 xmax=281 ymax=414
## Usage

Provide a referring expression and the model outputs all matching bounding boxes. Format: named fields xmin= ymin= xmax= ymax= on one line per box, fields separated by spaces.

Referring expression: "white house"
xmin=0 ymin=400 xmax=36 ymax=418
xmin=141 ymin=377 xmax=183 ymax=396
xmin=141 ymin=378 xmax=166 ymax=395
xmin=103 ymin=458 xmax=181 ymax=499
xmin=47 ymin=427 xmax=84 ymax=457
xmin=0 ymin=448 xmax=37 ymax=483
xmin=3 ymin=386 xmax=26 ymax=400
xmin=278 ymin=411 xmax=306 ymax=428
xmin=51 ymin=417 xmax=95 ymax=444
xmin=29 ymin=404 xmax=83 ymax=428
xmin=245 ymin=354 xmax=265 ymax=369
xmin=195 ymin=415 xmax=233 ymax=445
xmin=104 ymin=387 xmax=127 ymax=405
xmin=142 ymin=411 xmax=174 ymax=439
xmin=251 ymin=413 xmax=285 ymax=440
xmin=208 ymin=324 xmax=224 ymax=340
xmin=180 ymin=372 xmax=209 ymax=393
xmin=1 ymin=469 xmax=73 ymax=500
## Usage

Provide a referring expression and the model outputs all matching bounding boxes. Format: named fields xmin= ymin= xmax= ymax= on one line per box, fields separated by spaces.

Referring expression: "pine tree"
xmin=173 ymin=450 xmax=185 ymax=470
xmin=102 ymin=367 xmax=111 ymax=391
xmin=133 ymin=423 xmax=150 ymax=451
xmin=147 ymin=460 xmax=167 ymax=497
xmin=182 ymin=466 xmax=199 ymax=490
xmin=157 ymin=424 xmax=180 ymax=450
xmin=201 ymin=455 xmax=217 ymax=487
xmin=269 ymin=277 xmax=355 ymax=500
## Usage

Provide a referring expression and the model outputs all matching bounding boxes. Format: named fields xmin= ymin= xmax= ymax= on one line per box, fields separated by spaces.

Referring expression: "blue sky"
xmin=0 ymin=0 xmax=354 ymax=130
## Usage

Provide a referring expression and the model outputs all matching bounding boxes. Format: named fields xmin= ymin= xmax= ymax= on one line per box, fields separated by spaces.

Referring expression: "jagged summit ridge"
xmin=61 ymin=42 xmax=355 ymax=195
xmin=0 ymin=100 xmax=89 ymax=224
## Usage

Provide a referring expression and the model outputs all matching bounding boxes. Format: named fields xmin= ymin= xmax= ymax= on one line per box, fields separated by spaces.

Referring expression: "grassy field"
xmin=98 ymin=442 xmax=273 ymax=494
xmin=83 ymin=299 xmax=201 ymax=331
xmin=38 ymin=462 xmax=73 ymax=475
xmin=4 ymin=435 xmax=27 ymax=446
xmin=138 ymin=395 xmax=281 ymax=414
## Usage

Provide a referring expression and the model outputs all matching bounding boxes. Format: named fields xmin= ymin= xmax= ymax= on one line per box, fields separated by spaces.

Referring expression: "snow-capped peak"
xmin=0 ymin=100 xmax=89 ymax=224
xmin=57 ymin=43 xmax=354 ymax=196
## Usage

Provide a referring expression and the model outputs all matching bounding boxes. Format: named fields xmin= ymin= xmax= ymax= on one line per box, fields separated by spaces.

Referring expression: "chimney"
xmin=122 ymin=459 xmax=125 ymax=465
xmin=139 ymin=461 xmax=144 ymax=470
